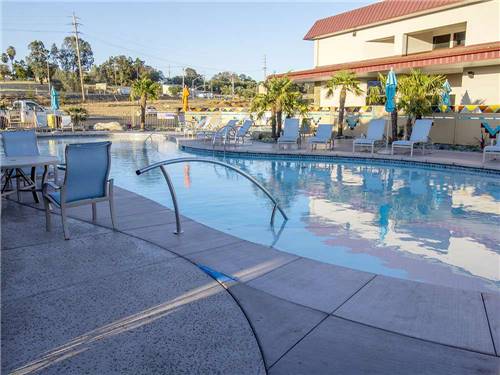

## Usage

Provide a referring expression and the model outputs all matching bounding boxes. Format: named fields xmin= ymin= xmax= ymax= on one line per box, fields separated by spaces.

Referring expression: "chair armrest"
xmin=42 ymin=181 xmax=61 ymax=195
xmin=57 ymin=164 xmax=66 ymax=171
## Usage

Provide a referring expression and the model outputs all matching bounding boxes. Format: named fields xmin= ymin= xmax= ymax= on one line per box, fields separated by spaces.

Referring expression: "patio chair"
xmin=308 ymin=124 xmax=333 ymax=150
xmin=212 ymin=119 xmax=238 ymax=146
xmin=60 ymin=115 xmax=74 ymax=132
xmin=183 ymin=117 xmax=206 ymax=138
xmin=233 ymin=119 xmax=253 ymax=145
xmin=196 ymin=118 xmax=219 ymax=140
xmin=277 ymin=118 xmax=300 ymax=150
xmin=43 ymin=141 xmax=116 ymax=240
xmin=352 ymin=119 xmax=385 ymax=154
xmin=483 ymin=140 xmax=500 ymax=163
xmin=1 ymin=130 xmax=40 ymax=202
xmin=392 ymin=119 xmax=433 ymax=157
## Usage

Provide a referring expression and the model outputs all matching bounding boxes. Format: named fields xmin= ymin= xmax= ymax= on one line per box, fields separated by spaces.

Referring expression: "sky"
xmin=1 ymin=1 xmax=371 ymax=80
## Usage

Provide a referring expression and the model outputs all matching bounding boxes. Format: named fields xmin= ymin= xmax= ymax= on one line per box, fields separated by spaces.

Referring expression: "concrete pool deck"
xmin=175 ymin=136 xmax=500 ymax=172
xmin=2 ymin=187 xmax=499 ymax=374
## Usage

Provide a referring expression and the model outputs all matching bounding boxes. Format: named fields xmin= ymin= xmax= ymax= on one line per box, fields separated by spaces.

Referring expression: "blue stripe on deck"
xmin=198 ymin=265 xmax=237 ymax=283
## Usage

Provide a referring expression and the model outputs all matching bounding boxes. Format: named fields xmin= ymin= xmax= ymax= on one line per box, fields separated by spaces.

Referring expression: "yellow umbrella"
xmin=182 ymin=85 xmax=190 ymax=112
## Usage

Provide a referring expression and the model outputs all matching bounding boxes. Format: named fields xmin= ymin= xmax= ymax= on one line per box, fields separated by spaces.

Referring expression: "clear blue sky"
xmin=2 ymin=1 xmax=370 ymax=80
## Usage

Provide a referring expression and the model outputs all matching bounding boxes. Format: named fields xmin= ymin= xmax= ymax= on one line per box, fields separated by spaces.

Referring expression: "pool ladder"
xmin=136 ymin=157 xmax=288 ymax=234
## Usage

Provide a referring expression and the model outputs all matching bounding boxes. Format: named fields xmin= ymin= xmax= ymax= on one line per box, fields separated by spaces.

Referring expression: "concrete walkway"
xmin=2 ymin=186 xmax=498 ymax=374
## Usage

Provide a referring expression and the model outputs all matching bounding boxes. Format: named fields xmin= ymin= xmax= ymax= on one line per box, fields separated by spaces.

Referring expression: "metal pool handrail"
xmin=136 ymin=157 xmax=288 ymax=234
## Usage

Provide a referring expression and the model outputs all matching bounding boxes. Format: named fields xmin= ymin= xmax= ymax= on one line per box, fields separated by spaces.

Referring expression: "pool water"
xmin=38 ymin=135 xmax=500 ymax=292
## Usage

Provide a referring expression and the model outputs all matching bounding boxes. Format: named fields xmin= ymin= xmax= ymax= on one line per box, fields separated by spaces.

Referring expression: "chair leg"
xmin=30 ymin=167 xmax=40 ymax=204
xmin=60 ymin=205 xmax=70 ymax=240
xmin=411 ymin=145 xmax=414 ymax=157
xmin=43 ymin=198 xmax=52 ymax=232
xmin=92 ymin=202 xmax=97 ymax=223
xmin=391 ymin=145 xmax=394 ymax=155
xmin=108 ymin=180 xmax=116 ymax=230
xmin=371 ymin=144 xmax=374 ymax=155
xmin=483 ymin=152 xmax=486 ymax=163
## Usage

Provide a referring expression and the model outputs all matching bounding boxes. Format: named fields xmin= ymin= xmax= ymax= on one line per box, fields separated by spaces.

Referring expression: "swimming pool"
xmin=38 ymin=134 xmax=500 ymax=292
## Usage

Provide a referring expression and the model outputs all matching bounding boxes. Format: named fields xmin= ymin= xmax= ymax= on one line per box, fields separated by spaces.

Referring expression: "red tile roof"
xmin=277 ymin=42 xmax=500 ymax=81
xmin=304 ymin=0 xmax=464 ymax=40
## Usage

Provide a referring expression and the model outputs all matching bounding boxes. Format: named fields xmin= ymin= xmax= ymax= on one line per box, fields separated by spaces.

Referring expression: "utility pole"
xmin=168 ymin=65 xmax=171 ymax=79
xmin=72 ymin=12 xmax=86 ymax=102
xmin=231 ymin=73 xmax=235 ymax=99
xmin=263 ymin=54 xmax=267 ymax=80
xmin=182 ymin=67 xmax=185 ymax=87
xmin=45 ymin=51 xmax=51 ymax=94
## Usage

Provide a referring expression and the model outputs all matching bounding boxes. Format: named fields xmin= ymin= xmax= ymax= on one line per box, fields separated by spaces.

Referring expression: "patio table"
xmin=1 ymin=155 xmax=59 ymax=202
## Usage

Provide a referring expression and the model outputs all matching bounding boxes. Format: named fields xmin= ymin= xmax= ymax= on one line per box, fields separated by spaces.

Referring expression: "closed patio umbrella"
xmin=50 ymin=86 xmax=59 ymax=112
xmin=441 ymin=79 xmax=452 ymax=112
xmin=182 ymin=85 xmax=190 ymax=112
xmin=379 ymin=68 xmax=397 ymax=153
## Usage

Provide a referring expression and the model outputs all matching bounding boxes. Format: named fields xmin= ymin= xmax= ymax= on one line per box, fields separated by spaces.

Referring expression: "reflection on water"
xmin=38 ymin=136 xmax=500 ymax=292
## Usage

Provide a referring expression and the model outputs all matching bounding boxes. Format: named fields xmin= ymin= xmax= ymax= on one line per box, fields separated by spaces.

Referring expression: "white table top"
xmin=0 ymin=155 xmax=59 ymax=169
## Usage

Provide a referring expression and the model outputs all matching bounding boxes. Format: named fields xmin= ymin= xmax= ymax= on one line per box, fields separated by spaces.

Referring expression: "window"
xmin=453 ymin=31 xmax=466 ymax=47
xmin=433 ymin=34 xmax=451 ymax=49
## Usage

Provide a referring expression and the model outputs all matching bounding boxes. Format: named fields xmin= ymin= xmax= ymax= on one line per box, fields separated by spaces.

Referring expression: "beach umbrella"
xmin=440 ymin=79 xmax=452 ymax=112
xmin=380 ymin=68 xmax=397 ymax=152
xmin=50 ymin=86 xmax=60 ymax=112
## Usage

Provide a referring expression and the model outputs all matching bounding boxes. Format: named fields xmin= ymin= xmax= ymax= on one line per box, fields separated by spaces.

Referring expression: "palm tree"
xmin=251 ymin=76 xmax=307 ymax=140
xmin=6 ymin=46 xmax=16 ymax=71
xmin=397 ymin=69 xmax=445 ymax=137
xmin=325 ymin=70 xmax=363 ymax=137
xmin=130 ymin=76 xmax=161 ymax=130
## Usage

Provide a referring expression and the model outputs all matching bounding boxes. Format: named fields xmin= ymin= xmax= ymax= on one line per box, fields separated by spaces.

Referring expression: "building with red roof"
xmin=279 ymin=0 xmax=500 ymax=108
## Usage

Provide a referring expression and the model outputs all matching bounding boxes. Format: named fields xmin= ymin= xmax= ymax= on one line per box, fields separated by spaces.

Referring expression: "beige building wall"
xmin=315 ymin=0 xmax=500 ymax=67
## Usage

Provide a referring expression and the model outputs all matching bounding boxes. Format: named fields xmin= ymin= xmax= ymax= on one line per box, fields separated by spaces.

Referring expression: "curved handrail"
xmin=136 ymin=157 xmax=288 ymax=234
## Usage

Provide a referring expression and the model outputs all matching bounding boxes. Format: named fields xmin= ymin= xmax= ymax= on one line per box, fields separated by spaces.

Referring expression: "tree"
xmin=325 ymin=70 xmax=363 ymax=137
xmin=66 ymin=107 xmax=88 ymax=129
xmin=168 ymin=86 xmax=182 ymax=97
xmin=130 ymin=76 xmax=161 ymax=130
xmin=26 ymin=40 xmax=49 ymax=83
xmin=396 ymin=69 xmax=445 ymax=137
xmin=0 ymin=64 xmax=10 ymax=79
xmin=366 ymin=73 xmax=398 ymax=141
xmin=1 ymin=53 xmax=8 ymax=64
xmin=6 ymin=46 xmax=16 ymax=70
xmin=251 ymin=76 xmax=307 ymax=140
xmin=12 ymin=60 xmax=31 ymax=80
xmin=58 ymin=36 xmax=94 ymax=74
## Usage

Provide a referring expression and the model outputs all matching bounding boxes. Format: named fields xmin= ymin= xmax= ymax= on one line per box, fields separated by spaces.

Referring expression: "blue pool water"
xmin=38 ymin=135 xmax=500 ymax=292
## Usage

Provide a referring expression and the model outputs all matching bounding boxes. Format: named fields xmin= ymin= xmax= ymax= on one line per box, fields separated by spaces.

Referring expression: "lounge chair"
xmin=352 ymin=119 xmax=385 ymax=154
xmin=277 ymin=118 xmax=300 ymax=150
xmin=183 ymin=117 xmax=206 ymax=138
xmin=234 ymin=119 xmax=253 ymax=145
xmin=212 ymin=119 xmax=238 ymax=146
xmin=196 ymin=118 xmax=219 ymax=140
xmin=43 ymin=141 xmax=116 ymax=240
xmin=392 ymin=119 xmax=433 ymax=157
xmin=60 ymin=115 xmax=74 ymax=132
xmin=1 ymin=130 xmax=40 ymax=202
xmin=483 ymin=141 xmax=500 ymax=163
xmin=308 ymin=124 xmax=333 ymax=150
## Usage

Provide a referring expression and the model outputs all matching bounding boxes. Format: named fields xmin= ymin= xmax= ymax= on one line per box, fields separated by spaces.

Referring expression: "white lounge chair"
xmin=234 ymin=119 xmax=253 ymax=145
xmin=308 ymin=124 xmax=333 ymax=150
xmin=392 ymin=119 xmax=433 ymax=157
xmin=352 ymin=119 xmax=385 ymax=154
xmin=212 ymin=119 xmax=238 ymax=146
xmin=60 ymin=115 xmax=74 ymax=132
xmin=195 ymin=118 xmax=217 ymax=140
xmin=184 ymin=117 xmax=207 ymax=138
xmin=483 ymin=141 xmax=500 ymax=163
xmin=277 ymin=118 xmax=300 ymax=150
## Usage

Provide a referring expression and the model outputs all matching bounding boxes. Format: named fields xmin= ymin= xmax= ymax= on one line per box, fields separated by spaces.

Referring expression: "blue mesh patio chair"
xmin=43 ymin=141 xmax=116 ymax=240
xmin=1 ymin=130 xmax=41 ymax=202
